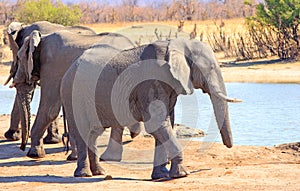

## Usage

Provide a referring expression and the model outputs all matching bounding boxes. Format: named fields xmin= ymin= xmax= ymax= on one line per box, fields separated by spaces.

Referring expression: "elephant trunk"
xmin=16 ymin=84 xmax=35 ymax=151
xmin=5 ymin=33 xmax=19 ymax=86
xmin=210 ymin=94 xmax=233 ymax=148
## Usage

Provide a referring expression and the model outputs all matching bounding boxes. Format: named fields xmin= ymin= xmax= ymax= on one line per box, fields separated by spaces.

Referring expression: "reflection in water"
xmin=1 ymin=83 xmax=299 ymax=146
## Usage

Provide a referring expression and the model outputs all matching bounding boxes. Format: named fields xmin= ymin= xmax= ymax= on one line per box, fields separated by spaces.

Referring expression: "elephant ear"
xmin=27 ymin=30 xmax=41 ymax=81
xmin=167 ymin=38 xmax=194 ymax=95
xmin=16 ymin=30 xmax=41 ymax=83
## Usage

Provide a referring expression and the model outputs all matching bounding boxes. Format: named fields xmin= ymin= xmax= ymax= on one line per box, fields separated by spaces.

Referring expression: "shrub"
xmin=14 ymin=0 xmax=82 ymax=26
xmin=246 ymin=0 xmax=300 ymax=60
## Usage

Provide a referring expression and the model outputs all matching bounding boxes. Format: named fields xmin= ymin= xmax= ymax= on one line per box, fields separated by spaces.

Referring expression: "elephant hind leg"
xmin=43 ymin=118 xmax=62 ymax=144
xmin=88 ymin=127 xmax=105 ymax=176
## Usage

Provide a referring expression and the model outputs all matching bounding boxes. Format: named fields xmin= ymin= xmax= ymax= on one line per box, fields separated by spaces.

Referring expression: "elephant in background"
xmin=4 ymin=21 xmax=96 ymax=143
xmin=11 ymin=29 xmax=137 ymax=161
xmin=60 ymin=38 xmax=241 ymax=179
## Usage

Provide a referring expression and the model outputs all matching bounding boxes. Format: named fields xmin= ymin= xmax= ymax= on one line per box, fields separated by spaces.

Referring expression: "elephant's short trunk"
xmin=16 ymin=84 xmax=35 ymax=151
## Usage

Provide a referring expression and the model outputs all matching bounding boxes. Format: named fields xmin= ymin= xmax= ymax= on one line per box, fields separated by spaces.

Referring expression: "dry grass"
xmin=84 ymin=18 xmax=246 ymax=34
xmin=84 ymin=18 xmax=246 ymax=43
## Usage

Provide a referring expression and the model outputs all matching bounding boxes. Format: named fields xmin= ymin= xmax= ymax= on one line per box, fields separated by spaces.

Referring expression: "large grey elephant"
xmin=4 ymin=21 xmax=96 ymax=143
xmin=10 ymin=29 xmax=136 ymax=160
xmin=60 ymin=38 xmax=241 ymax=179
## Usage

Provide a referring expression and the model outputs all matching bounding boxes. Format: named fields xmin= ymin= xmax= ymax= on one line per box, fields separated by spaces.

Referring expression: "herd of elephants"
xmin=3 ymin=21 xmax=241 ymax=179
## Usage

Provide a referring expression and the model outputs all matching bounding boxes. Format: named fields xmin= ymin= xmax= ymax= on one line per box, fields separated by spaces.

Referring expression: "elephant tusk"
xmin=9 ymin=82 xmax=16 ymax=88
xmin=4 ymin=73 xmax=13 ymax=86
xmin=217 ymin=92 xmax=243 ymax=103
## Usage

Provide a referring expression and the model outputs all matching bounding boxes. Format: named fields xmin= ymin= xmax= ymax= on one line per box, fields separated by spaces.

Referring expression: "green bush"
xmin=15 ymin=0 xmax=82 ymax=26
xmin=247 ymin=0 xmax=300 ymax=60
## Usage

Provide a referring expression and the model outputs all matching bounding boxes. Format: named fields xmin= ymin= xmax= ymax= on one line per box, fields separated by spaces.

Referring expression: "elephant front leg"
xmin=146 ymin=117 xmax=189 ymax=179
xmin=100 ymin=127 xmax=124 ymax=162
xmin=151 ymin=138 xmax=169 ymax=180
xmin=4 ymin=97 xmax=21 ymax=141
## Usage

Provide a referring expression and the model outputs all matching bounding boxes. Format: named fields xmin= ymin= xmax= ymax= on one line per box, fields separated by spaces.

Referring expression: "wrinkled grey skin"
xmin=5 ymin=21 xmax=96 ymax=143
xmin=12 ymin=29 xmax=136 ymax=159
xmin=60 ymin=38 xmax=241 ymax=179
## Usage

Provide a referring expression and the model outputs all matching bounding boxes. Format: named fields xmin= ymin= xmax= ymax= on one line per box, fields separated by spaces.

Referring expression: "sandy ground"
xmin=0 ymin=114 xmax=299 ymax=191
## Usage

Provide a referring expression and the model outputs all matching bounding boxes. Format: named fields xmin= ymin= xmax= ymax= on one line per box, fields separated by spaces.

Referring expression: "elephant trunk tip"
xmin=225 ymin=143 xmax=233 ymax=148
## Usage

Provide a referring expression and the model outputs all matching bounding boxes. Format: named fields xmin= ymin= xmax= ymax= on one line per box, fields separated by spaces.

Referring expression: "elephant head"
xmin=12 ymin=30 xmax=41 ymax=150
xmin=166 ymin=38 xmax=241 ymax=148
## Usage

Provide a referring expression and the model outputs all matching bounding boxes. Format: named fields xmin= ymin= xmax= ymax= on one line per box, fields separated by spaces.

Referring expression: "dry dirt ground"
xmin=0 ymin=114 xmax=299 ymax=191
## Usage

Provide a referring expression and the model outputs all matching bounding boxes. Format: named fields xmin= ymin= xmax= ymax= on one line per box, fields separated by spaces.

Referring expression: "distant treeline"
xmin=0 ymin=0 xmax=257 ymax=24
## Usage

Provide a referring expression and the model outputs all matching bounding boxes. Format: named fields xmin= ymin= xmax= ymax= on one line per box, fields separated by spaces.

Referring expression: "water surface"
xmin=1 ymin=83 xmax=299 ymax=146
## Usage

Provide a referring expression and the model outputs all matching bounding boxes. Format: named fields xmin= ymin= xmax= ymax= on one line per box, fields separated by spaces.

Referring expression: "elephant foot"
xmin=151 ymin=163 xmax=170 ymax=180
xmin=99 ymin=156 xmax=121 ymax=162
xmin=4 ymin=129 xmax=21 ymax=141
xmin=27 ymin=146 xmax=46 ymax=158
xmin=43 ymin=133 xmax=62 ymax=144
xmin=100 ymin=151 xmax=122 ymax=162
xmin=130 ymin=131 xmax=140 ymax=139
xmin=67 ymin=152 xmax=78 ymax=161
xmin=74 ymin=167 xmax=92 ymax=177
xmin=91 ymin=165 xmax=106 ymax=176
xmin=169 ymin=163 xmax=189 ymax=179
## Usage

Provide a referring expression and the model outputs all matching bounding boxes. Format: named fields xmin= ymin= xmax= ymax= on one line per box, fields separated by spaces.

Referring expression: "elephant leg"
xmin=67 ymin=132 xmax=78 ymax=161
xmin=89 ymin=128 xmax=105 ymax=176
xmin=4 ymin=97 xmax=21 ymax=141
xmin=128 ymin=122 xmax=143 ymax=139
xmin=146 ymin=117 xmax=189 ymax=179
xmin=27 ymin=98 xmax=61 ymax=158
xmin=74 ymin=133 xmax=92 ymax=177
xmin=151 ymin=138 xmax=169 ymax=179
xmin=100 ymin=127 xmax=124 ymax=162
xmin=43 ymin=118 xmax=62 ymax=144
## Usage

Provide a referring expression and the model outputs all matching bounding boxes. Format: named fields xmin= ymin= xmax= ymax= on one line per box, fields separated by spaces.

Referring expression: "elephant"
xmin=4 ymin=21 xmax=96 ymax=143
xmin=10 ymin=29 xmax=137 ymax=160
xmin=60 ymin=38 xmax=241 ymax=179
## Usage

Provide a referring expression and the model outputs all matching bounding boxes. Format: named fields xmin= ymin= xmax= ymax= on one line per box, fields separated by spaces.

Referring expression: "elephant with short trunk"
xmin=10 ymin=29 xmax=137 ymax=160
xmin=4 ymin=21 xmax=96 ymax=143
xmin=60 ymin=38 xmax=241 ymax=179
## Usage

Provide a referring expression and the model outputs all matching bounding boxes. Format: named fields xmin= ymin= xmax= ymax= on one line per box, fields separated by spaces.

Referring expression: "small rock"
xmin=275 ymin=142 xmax=300 ymax=152
xmin=123 ymin=123 xmax=205 ymax=139
xmin=104 ymin=174 xmax=113 ymax=180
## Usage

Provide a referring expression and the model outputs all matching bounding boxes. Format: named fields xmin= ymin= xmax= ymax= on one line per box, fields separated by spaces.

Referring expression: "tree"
xmin=247 ymin=0 xmax=300 ymax=59
xmin=14 ymin=0 xmax=82 ymax=26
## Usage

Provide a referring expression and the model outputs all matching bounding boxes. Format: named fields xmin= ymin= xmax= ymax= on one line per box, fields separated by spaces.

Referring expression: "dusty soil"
xmin=0 ymin=114 xmax=299 ymax=191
